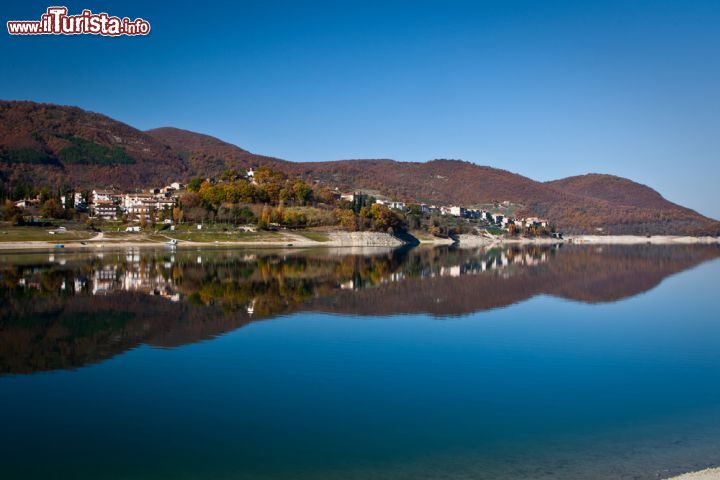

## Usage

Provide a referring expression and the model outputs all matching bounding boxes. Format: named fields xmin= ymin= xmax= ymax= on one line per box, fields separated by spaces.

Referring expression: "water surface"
xmin=1 ymin=244 xmax=719 ymax=479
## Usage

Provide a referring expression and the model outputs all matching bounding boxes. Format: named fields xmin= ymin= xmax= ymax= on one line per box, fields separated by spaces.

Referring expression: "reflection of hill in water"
xmin=0 ymin=244 xmax=718 ymax=374
xmin=308 ymin=245 xmax=720 ymax=315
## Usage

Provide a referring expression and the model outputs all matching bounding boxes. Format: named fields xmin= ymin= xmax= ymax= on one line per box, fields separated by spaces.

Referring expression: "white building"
xmin=448 ymin=206 xmax=467 ymax=217
xmin=92 ymin=189 xmax=120 ymax=205
xmin=92 ymin=202 xmax=119 ymax=220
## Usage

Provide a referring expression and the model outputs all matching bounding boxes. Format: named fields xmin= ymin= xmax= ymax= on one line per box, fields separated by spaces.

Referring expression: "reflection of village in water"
xmin=341 ymin=247 xmax=553 ymax=290
xmin=2 ymin=244 xmax=719 ymax=375
xmin=13 ymin=246 xmax=557 ymax=311
xmin=89 ymin=251 xmax=180 ymax=301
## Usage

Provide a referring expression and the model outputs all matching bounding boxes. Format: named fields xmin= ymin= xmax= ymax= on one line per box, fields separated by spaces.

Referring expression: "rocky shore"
xmin=668 ymin=468 xmax=720 ymax=479
xmin=0 ymin=230 xmax=407 ymax=251
xmin=0 ymin=229 xmax=717 ymax=252
xmin=567 ymin=235 xmax=720 ymax=245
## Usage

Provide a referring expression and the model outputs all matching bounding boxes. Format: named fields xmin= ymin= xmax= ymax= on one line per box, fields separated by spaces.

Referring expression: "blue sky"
xmin=2 ymin=0 xmax=719 ymax=218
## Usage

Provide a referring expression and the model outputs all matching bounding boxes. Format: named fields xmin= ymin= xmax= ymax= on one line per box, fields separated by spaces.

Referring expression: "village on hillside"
xmin=4 ymin=166 xmax=559 ymax=240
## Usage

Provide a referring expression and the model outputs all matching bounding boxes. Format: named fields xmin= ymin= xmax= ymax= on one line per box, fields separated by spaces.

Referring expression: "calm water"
xmin=1 ymin=244 xmax=719 ymax=479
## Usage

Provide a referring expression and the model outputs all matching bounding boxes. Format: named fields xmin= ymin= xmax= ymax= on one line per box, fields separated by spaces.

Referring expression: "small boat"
xmin=80 ymin=241 xmax=87 ymax=245
xmin=166 ymin=239 xmax=178 ymax=246
xmin=54 ymin=244 xmax=64 ymax=249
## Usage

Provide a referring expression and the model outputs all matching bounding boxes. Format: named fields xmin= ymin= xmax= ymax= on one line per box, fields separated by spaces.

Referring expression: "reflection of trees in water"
xmin=0 ymin=244 xmax=718 ymax=374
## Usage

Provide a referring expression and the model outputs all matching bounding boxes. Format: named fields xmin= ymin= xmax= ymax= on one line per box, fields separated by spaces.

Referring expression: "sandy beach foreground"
xmin=668 ymin=468 xmax=720 ymax=479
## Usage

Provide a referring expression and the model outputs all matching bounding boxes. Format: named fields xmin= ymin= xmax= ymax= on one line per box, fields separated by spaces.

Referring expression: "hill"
xmin=1 ymin=100 xmax=718 ymax=235
xmin=0 ymin=100 xmax=188 ymax=191
xmin=545 ymin=174 xmax=682 ymax=210
xmin=146 ymin=127 xmax=289 ymax=178
xmin=281 ymin=159 xmax=718 ymax=234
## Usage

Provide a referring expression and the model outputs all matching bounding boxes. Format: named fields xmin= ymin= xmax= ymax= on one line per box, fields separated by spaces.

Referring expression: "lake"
xmin=1 ymin=244 xmax=719 ymax=479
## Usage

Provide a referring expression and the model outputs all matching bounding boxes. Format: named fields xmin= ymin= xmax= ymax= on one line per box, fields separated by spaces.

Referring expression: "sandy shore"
xmin=416 ymin=236 xmax=455 ymax=246
xmin=1 ymin=230 xmax=717 ymax=251
xmin=0 ymin=230 xmax=406 ymax=251
xmin=567 ymin=235 xmax=720 ymax=245
xmin=667 ymin=468 xmax=720 ymax=479
xmin=456 ymin=234 xmax=563 ymax=246
xmin=457 ymin=234 xmax=720 ymax=246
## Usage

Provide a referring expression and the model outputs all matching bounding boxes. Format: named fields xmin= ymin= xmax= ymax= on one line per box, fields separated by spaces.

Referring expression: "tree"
xmin=220 ymin=169 xmax=240 ymax=181
xmin=282 ymin=209 xmax=307 ymax=227
xmin=179 ymin=192 xmax=202 ymax=209
xmin=334 ymin=209 xmax=358 ymax=231
xmin=39 ymin=187 xmax=52 ymax=204
xmin=198 ymin=182 xmax=224 ymax=207
xmin=368 ymin=204 xmax=406 ymax=234
xmin=2 ymin=200 xmax=20 ymax=222
xmin=293 ymin=181 xmax=313 ymax=205
xmin=172 ymin=207 xmax=182 ymax=223
xmin=41 ymin=198 xmax=62 ymax=219
xmin=187 ymin=178 xmax=204 ymax=192
xmin=235 ymin=206 xmax=255 ymax=224
xmin=258 ymin=205 xmax=272 ymax=229
xmin=315 ymin=187 xmax=337 ymax=205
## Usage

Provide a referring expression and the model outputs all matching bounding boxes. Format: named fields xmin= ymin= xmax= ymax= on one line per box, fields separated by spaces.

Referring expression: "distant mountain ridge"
xmin=1 ymin=100 xmax=718 ymax=235
xmin=545 ymin=174 xmax=679 ymax=210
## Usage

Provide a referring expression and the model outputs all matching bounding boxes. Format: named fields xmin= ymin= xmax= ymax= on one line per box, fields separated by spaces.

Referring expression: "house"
xmin=525 ymin=217 xmax=549 ymax=228
xmin=448 ymin=206 xmax=467 ymax=217
xmin=122 ymin=194 xmax=176 ymax=220
xmin=341 ymin=192 xmax=368 ymax=204
xmin=92 ymin=202 xmax=119 ymax=220
xmin=246 ymin=169 xmax=257 ymax=185
xmin=60 ymin=192 xmax=88 ymax=210
xmin=126 ymin=201 xmax=153 ymax=220
xmin=156 ymin=198 xmax=176 ymax=210
xmin=122 ymin=193 xmax=153 ymax=209
xmin=92 ymin=189 xmax=120 ymax=205
xmin=377 ymin=199 xmax=406 ymax=211
xmin=160 ymin=182 xmax=183 ymax=195
xmin=14 ymin=198 xmax=39 ymax=209
xmin=74 ymin=192 xmax=87 ymax=211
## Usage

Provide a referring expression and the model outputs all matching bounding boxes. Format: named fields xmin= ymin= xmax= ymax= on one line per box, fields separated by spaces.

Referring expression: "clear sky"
xmin=2 ymin=0 xmax=719 ymax=218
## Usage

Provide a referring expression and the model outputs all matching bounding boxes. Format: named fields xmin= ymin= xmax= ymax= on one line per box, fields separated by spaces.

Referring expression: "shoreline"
xmin=0 ymin=230 xmax=404 ymax=252
xmin=668 ymin=468 xmax=720 ymax=479
xmin=566 ymin=235 xmax=720 ymax=245
xmin=0 ymin=230 xmax=717 ymax=252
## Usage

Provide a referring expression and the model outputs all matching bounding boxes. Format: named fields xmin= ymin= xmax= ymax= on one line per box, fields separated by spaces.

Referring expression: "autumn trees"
xmin=332 ymin=203 xmax=407 ymax=233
